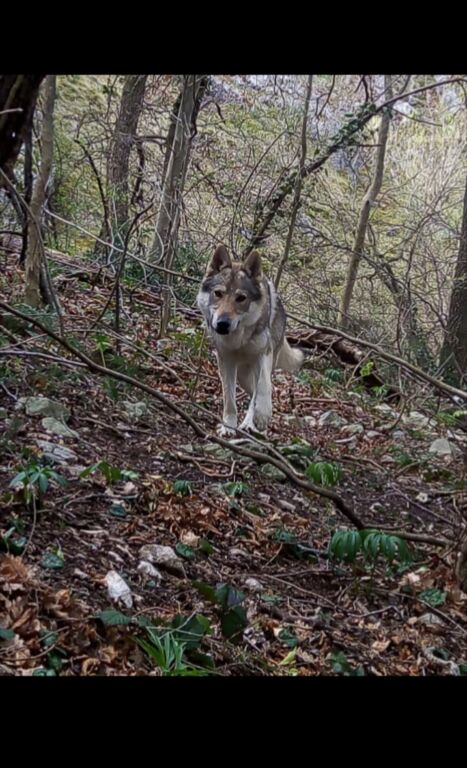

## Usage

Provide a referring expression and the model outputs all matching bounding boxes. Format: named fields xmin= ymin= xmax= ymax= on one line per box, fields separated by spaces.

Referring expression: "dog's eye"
xmin=236 ymin=294 xmax=246 ymax=303
xmin=214 ymin=289 xmax=224 ymax=299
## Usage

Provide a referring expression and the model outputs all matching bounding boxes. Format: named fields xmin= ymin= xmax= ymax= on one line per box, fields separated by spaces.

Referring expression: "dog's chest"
xmin=212 ymin=326 xmax=270 ymax=357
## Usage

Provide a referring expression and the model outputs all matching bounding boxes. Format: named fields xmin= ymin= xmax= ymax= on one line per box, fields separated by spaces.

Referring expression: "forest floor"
xmin=1 ymin=251 xmax=466 ymax=676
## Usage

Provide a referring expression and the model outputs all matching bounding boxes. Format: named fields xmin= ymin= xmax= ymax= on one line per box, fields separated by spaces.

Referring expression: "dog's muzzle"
xmin=214 ymin=316 xmax=231 ymax=335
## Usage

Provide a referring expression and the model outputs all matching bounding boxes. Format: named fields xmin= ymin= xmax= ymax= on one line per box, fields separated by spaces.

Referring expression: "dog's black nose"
xmin=215 ymin=317 xmax=231 ymax=335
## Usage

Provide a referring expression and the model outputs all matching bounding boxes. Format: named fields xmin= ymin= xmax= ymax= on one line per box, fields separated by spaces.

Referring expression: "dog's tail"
xmin=276 ymin=339 xmax=304 ymax=373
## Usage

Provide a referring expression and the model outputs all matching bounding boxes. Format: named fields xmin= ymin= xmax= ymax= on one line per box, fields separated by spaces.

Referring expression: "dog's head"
xmin=197 ymin=245 xmax=264 ymax=335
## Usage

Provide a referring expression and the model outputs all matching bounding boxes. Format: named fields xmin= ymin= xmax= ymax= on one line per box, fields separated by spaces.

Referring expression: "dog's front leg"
xmin=240 ymin=352 xmax=273 ymax=433
xmin=217 ymin=353 xmax=237 ymax=436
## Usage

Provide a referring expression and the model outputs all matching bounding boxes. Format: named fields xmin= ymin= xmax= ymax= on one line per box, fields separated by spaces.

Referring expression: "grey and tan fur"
xmin=197 ymin=244 xmax=303 ymax=435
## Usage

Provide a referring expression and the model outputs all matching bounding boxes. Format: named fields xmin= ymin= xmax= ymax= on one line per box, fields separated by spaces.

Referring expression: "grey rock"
xmin=229 ymin=547 xmax=248 ymax=558
xmin=374 ymin=404 xmax=398 ymax=419
xmin=364 ymin=430 xmax=381 ymax=440
xmin=417 ymin=612 xmax=444 ymax=628
xmin=104 ymin=570 xmax=133 ymax=609
xmin=41 ymin=417 xmax=78 ymax=438
xmin=137 ymin=560 xmax=163 ymax=585
xmin=139 ymin=544 xmax=185 ymax=576
xmin=402 ymin=411 xmax=434 ymax=430
xmin=36 ymin=440 xmax=77 ymax=464
xmin=429 ymin=438 xmax=461 ymax=458
xmin=17 ymin=396 xmax=70 ymax=422
xmin=122 ymin=400 xmax=149 ymax=421
xmin=341 ymin=423 xmax=364 ymax=435
xmin=319 ymin=410 xmax=345 ymax=427
xmin=244 ymin=577 xmax=263 ymax=592
xmin=260 ymin=463 xmax=286 ymax=481
xmin=204 ymin=443 xmax=233 ymax=460
xmin=277 ymin=499 xmax=296 ymax=512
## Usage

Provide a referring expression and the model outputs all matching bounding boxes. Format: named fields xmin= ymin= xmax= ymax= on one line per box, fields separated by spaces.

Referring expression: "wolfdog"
xmin=197 ymin=244 xmax=303 ymax=435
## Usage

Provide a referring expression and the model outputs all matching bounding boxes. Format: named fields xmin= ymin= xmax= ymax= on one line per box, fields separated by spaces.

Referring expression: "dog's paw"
xmin=239 ymin=415 xmax=267 ymax=435
xmin=217 ymin=424 xmax=236 ymax=437
xmin=252 ymin=411 xmax=270 ymax=433
xmin=239 ymin=415 xmax=256 ymax=432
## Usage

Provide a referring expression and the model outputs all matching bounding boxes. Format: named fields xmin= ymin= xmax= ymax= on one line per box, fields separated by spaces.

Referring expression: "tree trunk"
xmin=374 ymin=253 xmax=432 ymax=369
xmin=337 ymin=75 xmax=393 ymax=330
xmin=95 ymin=75 xmax=147 ymax=262
xmin=274 ymin=75 xmax=312 ymax=289
xmin=152 ymin=75 xmax=208 ymax=337
xmin=151 ymin=75 xmax=208 ymax=265
xmin=0 ymin=75 xmax=45 ymax=176
xmin=24 ymin=75 xmax=56 ymax=308
xmin=440 ymin=171 xmax=467 ymax=386
xmin=19 ymin=121 xmax=33 ymax=265
xmin=161 ymin=90 xmax=182 ymax=190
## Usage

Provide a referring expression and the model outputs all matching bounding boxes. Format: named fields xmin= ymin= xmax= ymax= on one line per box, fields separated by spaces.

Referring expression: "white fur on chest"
xmin=210 ymin=324 xmax=269 ymax=357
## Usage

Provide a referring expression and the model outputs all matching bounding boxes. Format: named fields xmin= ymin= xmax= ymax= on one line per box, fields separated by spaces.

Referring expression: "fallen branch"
xmin=377 ymin=528 xmax=451 ymax=547
xmin=289 ymin=327 xmax=400 ymax=401
xmin=287 ymin=313 xmax=467 ymax=404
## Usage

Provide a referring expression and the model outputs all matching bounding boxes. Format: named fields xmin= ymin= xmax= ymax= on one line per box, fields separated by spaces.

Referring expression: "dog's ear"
xmin=206 ymin=245 xmax=232 ymax=276
xmin=242 ymin=250 xmax=262 ymax=279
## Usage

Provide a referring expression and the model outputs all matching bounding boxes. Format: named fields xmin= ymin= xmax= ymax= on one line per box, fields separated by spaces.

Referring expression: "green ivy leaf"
xmin=277 ymin=628 xmax=299 ymax=648
xmin=176 ymin=543 xmax=196 ymax=560
xmin=215 ymin=583 xmax=245 ymax=610
xmin=96 ymin=609 xmax=133 ymax=626
xmin=193 ymin=580 xmax=218 ymax=603
xmin=109 ymin=502 xmax=127 ymax=518
xmin=420 ymin=588 xmax=447 ymax=607
xmin=171 ymin=614 xmax=211 ymax=649
xmin=0 ymin=628 xmax=16 ymax=641
xmin=41 ymin=551 xmax=65 ymax=569
xmin=32 ymin=667 xmax=56 ymax=676
xmin=221 ymin=605 xmax=248 ymax=640
xmin=197 ymin=538 xmax=214 ymax=556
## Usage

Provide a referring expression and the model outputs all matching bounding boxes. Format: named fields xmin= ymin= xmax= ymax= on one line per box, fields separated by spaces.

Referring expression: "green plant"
xmin=324 ymin=367 xmax=344 ymax=384
xmin=328 ymin=650 xmax=365 ymax=676
xmin=329 ymin=528 xmax=412 ymax=566
xmin=371 ymin=385 xmax=390 ymax=400
xmin=278 ymin=439 xmax=315 ymax=471
xmin=419 ymin=588 xmax=447 ymax=607
xmin=80 ymin=461 xmax=139 ymax=485
xmin=194 ymin=581 xmax=248 ymax=641
xmin=0 ymin=526 xmax=27 ymax=555
xmin=136 ymin=614 xmax=213 ymax=676
xmin=359 ymin=360 xmax=375 ymax=377
xmin=9 ymin=462 xmax=66 ymax=507
xmin=41 ymin=547 xmax=65 ymax=569
xmin=222 ymin=481 xmax=249 ymax=497
xmin=305 ymin=461 xmax=343 ymax=486
xmin=389 ymin=446 xmax=416 ymax=467
xmin=309 ymin=379 xmax=324 ymax=397
xmin=172 ymin=479 xmax=192 ymax=496
xmin=94 ymin=333 xmax=112 ymax=365
xmin=436 ymin=409 xmax=467 ymax=427
xmin=103 ymin=378 xmax=122 ymax=401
